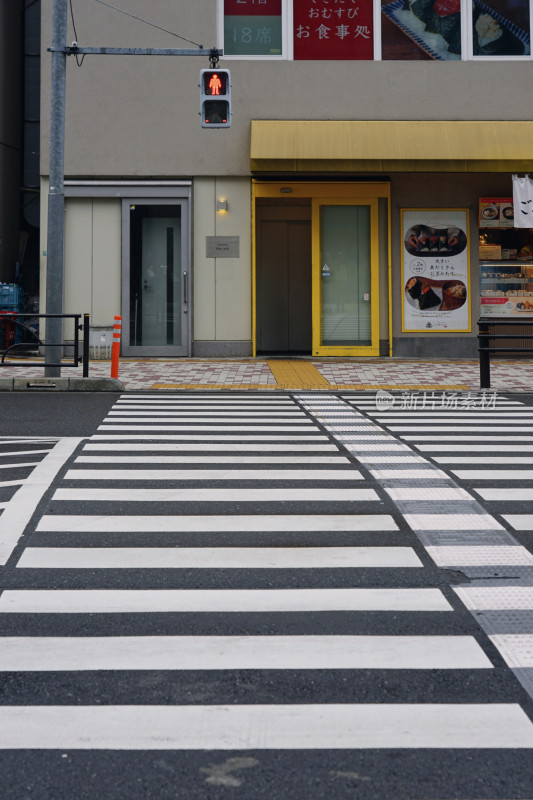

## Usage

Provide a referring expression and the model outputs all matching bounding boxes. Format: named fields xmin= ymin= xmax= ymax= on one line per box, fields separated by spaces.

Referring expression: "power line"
xmin=92 ymin=0 xmax=203 ymax=48
xmin=69 ymin=0 xmax=86 ymax=65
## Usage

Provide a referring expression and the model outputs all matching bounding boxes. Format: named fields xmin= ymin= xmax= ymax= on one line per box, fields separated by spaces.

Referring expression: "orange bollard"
xmin=110 ymin=315 xmax=121 ymax=379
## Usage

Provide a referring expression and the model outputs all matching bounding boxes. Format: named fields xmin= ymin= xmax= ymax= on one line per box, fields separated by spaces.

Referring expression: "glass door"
xmin=312 ymin=198 xmax=379 ymax=356
xmin=121 ymin=199 xmax=189 ymax=356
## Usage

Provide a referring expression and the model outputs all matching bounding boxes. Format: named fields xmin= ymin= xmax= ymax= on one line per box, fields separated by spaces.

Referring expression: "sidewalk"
xmin=1 ymin=357 xmax=532 ymax=391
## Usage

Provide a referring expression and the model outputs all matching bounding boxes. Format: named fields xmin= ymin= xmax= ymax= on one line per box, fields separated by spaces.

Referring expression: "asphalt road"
xmin=0 ymin=390 xmax=532 ymax=799
xmin=0 ymin=392 xmax=120 ymax=436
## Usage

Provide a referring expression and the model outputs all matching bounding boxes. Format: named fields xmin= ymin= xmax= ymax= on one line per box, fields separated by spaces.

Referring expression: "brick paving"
xmin=313 ymin=361 xmax=495 ymax=389
xmin=1 ymin=357 xmax=533 ymax=391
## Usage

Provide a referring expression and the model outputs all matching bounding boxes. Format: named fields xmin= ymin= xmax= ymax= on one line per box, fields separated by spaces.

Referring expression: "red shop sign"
xmin=481 ymin=298 xmax=508 ymax=304
xmin=293 ymin=0 xmax=373 ymax=60
xmin=225 ymin=0 xmax=282 ymax=15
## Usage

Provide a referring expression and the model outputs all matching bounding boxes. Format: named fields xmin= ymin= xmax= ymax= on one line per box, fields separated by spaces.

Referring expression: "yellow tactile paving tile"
xmin=267 ymin=360 xmax=330 ymax=388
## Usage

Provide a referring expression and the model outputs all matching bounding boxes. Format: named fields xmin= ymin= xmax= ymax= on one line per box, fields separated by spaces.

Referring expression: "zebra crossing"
xmin=0 ymin=435 xmax=62 ymax=506
xmin=343 ymin=391 xmax=533 ymax=702
xmin=1 ymin=392 xmax=533 ymax=793
xmin=0 ymin=435 xmax=82 ymax=565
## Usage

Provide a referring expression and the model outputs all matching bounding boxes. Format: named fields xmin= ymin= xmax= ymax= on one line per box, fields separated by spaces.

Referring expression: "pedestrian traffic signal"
xmin=199 ymin=68 xmax=231 ymax=128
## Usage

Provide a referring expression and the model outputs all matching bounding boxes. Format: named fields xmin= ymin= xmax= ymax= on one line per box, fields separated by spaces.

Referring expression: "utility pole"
xmin=44 ymin=0 xmax=221 ymax=377
xmin=45 ymin=0 xmax=67 ymax=377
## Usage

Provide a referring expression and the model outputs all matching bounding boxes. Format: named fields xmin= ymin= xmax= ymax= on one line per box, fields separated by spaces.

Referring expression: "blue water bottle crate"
xmin=0 ymin=284 xmax=23 ymax=311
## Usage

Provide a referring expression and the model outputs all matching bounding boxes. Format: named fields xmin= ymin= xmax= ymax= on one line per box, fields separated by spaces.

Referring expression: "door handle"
xmin=183 ymin=271 xmax=188 ymax=312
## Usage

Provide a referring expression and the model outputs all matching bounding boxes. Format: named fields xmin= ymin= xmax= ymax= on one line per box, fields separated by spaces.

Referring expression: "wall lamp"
xmin=216 ymin=200 xmax=228 ymax=213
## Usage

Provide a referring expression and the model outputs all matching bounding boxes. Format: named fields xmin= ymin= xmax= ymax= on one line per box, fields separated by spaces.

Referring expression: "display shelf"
xmin=478 ymin=208 xmax=533 ymax=318
xmin=480 ymin=261 xmax=531 ymax=266
xmin=481 ymin=278 xmax=531 ymax=283
xmin=480 ymin=262 xmax=533 ymax=282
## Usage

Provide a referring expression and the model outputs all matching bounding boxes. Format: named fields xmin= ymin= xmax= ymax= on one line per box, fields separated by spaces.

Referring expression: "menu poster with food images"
xmin=293 ymin=0 xmax=373 ymax=59
xmin=479 ymin=197 xmax=515 ymax=229
xmin=402 ymin=209 xmax=471 ymax=332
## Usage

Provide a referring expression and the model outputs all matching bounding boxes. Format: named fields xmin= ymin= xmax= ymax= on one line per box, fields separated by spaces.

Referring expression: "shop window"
xmin=479 ymin=197 xmax=533 ymax=319
xmin=220 ymin=0 xmax=532 ymax=59
xmin=381 ymin=0 xmax=463 ymax=60
xmin=223 ymin=0 xmax=284 ymax=56
xmin=293 ymin=0 xmax=374 ymax=60
xmin=471 ymin=0 xmax=530 ymax=57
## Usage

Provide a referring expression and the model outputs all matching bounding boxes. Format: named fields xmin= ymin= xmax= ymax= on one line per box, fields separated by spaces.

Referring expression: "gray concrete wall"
xmin=193 ymin=177 xmax=252 ymax=347
xmin=63 ymin=197 xmax=121 ymax=326
xmin=41 ymin=0 xmax=533 ymax=178
xmin=40 ymin=183 xmax=121 ymax=326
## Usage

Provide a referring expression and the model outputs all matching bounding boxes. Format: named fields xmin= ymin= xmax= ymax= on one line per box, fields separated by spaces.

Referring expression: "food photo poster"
xmin=401 ymin=209 xmax=471 ymax=332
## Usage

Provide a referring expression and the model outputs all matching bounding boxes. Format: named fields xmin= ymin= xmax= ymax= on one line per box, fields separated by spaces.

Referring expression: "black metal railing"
xmin=0 ymin=313 xmax=90 ymax=377
xmin=478 ymin=317 xmax=533 ymax=389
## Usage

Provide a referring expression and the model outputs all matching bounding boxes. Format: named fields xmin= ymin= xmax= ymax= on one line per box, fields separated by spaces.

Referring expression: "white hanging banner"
xmin=512 ymin=175 xmax=533 ymax=228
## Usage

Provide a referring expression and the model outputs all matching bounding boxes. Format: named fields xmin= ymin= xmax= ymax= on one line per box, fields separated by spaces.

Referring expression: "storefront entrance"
xmin=256 ymin=204 xmax=312 ymax=353
xmin=121 ymin=198 xmax=190 ymax=357
xmin=253 ymin=182 xmax=387 ymax=357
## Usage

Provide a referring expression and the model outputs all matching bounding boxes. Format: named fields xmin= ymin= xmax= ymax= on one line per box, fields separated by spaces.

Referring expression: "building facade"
xmin=40 ymin=0 xmax=533 ymax=358
xmin=1 ymin=0 xmax=21 ymax=284
xmin=0 ymin=0 xmax=41 ymax=295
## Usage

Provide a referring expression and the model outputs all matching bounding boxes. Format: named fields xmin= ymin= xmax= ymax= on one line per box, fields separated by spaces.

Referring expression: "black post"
xmin=479 ymin=319 xmax=491 ymax=389
xmin=74 ymin=315 xmax=79 ymax=369
xmin=83 ymin=313 xmax=90 ymax=377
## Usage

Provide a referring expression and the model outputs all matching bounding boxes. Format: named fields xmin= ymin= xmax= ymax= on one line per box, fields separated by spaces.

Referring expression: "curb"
xmin=0 ymin=377 xmax=124 ymax=392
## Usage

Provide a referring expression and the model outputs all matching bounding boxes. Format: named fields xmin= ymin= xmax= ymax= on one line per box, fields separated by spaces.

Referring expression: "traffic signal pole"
xmin=45 ymin=0 xmax=68 ymax=377
xmin=45 ymin=0 xmax=221 ymax=376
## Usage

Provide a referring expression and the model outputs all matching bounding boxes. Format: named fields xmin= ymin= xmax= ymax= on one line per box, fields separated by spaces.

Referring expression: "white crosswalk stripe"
xmin=97 ymin=425 xmax=319 ymax=431
xmin=435 ymin=456 xmax=533 ymax=463
xmin=3 ymin=704 xmax=532 ymax=750
xmin=502 ymin=515 xmax=533 ymax=531
xmin=16 ymin=546 xmax=423 ymax=570
xmin=53 ymin=487 xmax=379 ymax=502
xmin=84 ymin=441 xmax=338 ymax=449
xmin=455 ymin=471 xmax=533 ymax=481
xmin=476 ymin=488 xmax=533 ymax=499
xmin=90 ymin=434 xmax=329 ymax=441
xmin=0 ymin=587 xmax=452 ymax=613
xmin=35 ymin=513 xmax=399 ymax=533
xmin=107 ymin=410 xmax=309 ymax=416
xmin=76 ymin=455 xmax=349 ymax=464
xmin=0 ymin=635 xmax=491 ymax=671
xmin=64 ymin=468 xmax=362 ymax=481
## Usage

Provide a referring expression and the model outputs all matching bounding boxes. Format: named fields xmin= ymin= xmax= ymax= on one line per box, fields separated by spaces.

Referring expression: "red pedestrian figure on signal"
xmin=209 ymin=73 xmax=222 ymax=95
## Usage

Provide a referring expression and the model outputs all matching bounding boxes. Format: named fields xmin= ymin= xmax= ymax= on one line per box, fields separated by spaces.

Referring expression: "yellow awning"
xmin=251 ymin=120 xmax=533 ymax=172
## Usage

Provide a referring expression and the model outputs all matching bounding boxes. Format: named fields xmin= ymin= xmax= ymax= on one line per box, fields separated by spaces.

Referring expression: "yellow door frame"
xmin=252 ymin=181 xmax=391 ymax=358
